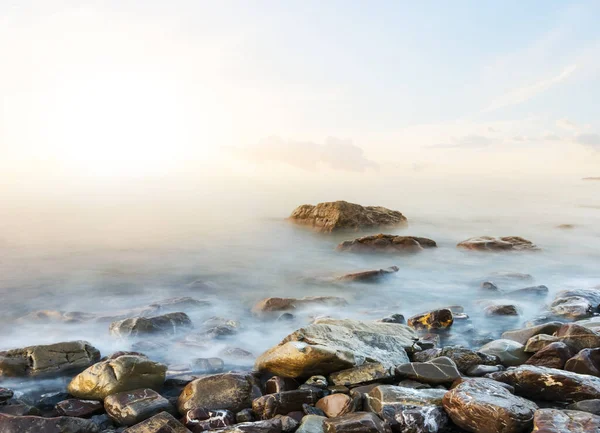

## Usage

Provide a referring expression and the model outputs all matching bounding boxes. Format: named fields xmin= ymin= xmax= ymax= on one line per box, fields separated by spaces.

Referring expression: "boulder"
xmin=336 ymin=234 xmax=436 ymax=254
xmin=0 ymin=341 xmax=100 ymax=378
xmin=566 ymin=399 xmax=600 ymax=415
xmin=412 ymin=346 xmax=500 ymax=374
xmin=288 ymin=201 xmax=407 ymax=233
xmin=395 ymin=357 xmax=460 ymax=385
xmin=210 ymin=419 xmax=282 ymax=433
xmin=252 ymin=297 xmax=347 ymax=318
xmin=296 ymin=415 xmax=326 ymax=433
xmin=184 ymin=408 xmax=235 ymax=432
xmin=524 ymin=342 xmax=575 ymax=369
xmin=255 ymin=319 xmax=416 ymax=378
xmin=407 ymin=309 xmax=453 ymax=331
xmin=337 ymin=267 xmax=399 ymax=283
xmin=550 ymin=296 xmax=593 ymax=320
xmin=505 ymin=285 xmax=549 ymax=297
xmin=457 ymin=236 xmax=538 ymax=251
xmin=555 ymin=323 xmax=600 ymax=352
xmin=68 ymin=355 xmax=167 ymax=400
xmin=532 ymin=408 xmax=600 ymax=432
xmin=109 ymin=312 xmax=192 ymax=338
xmin=252 ymin=389 xmax=320 ymax=419
xmin=0 ymin=413 xmax=99 ymax=433
xmin=565 ymin=348 xmax=600 ymax=376
xmin=122 ymin=411 xmax=191 ymax=432
xmin=501 ymin=322 xmax=563 ymax=345
xmin=322 ymin=412 xmax=391 ymax=433
xmin=555 ymin=288 xmax=600 ymax=307
xmin=315 ymin=394 xmax=354 ymax=418
xmin=104 ymin=388 xmax=173 ymax=426
xmin=524 ymin=334 xmax=559 ymax=353
xmin=484 ymin=305 xmax=520 ymax=316
xmin=55 ymin=399 xmax=104 ymax=418
xmin=479 ymin=339 xmax=529 ymax=367
xmin=329 ymin=363 xmax=394 ymax=387
xmin=442 ymin=378 xmax=537 ymax=433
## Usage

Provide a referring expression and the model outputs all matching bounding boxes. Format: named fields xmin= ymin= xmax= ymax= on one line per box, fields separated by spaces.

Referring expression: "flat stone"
xmin=550 ymin=296 xmax=594 ymax=320
xmin=0 ymin=413 xmax=99 ymax=433
xmin=407 ymin=309 xmax=453 ymax=331
xmin=323 ymin=412 xmax=391 ymax=433
xmin=296 ymin=415 xmax=326 ymax=433
xmin=567 ymin=399 xmax=600 ymax=415
xmin=565 ymin=348 xmax=600 ymax=376
xmin=395 ymin=356 xmax=460 ymax=385
xmin=555 ymin=323 xmax=600 ymax=352
xmin=524 ymin=342 xmax=575 ymax=369
xmin=104 ymin=388 xmax=173 ymax=426
xmin=122 ymin=411 xmax=191 ymax=432
xmin=337 ymin=235 xmax=436 ymax=254
xmin=365 ymin=385 xmax=446 ymax=414
xmin=252 ymin=389 xmax=320 ymax=420
xmin=457 ymin=236 xmax=539 ymax=251
xmin=337 ymin=267 xmax=399 ymax=283
xmin=109 ymin=312 xmax=193 ymax=338
xmin=316 ymin=394 xmax=354 ymax=418
xmin=412 ymin=346 xmax=500 ymax=374
xmin=501 ymin=322 xmax=563 ymax=345
xmin=329 ymin=363 xmax=394 ymax=387
xmin=55 ymin=399 xmax=104 ymax=418
xmin=479 ymin=339 xmax=529 ymax=367
xmin=532 ymin=408 xmax=600 ymax=432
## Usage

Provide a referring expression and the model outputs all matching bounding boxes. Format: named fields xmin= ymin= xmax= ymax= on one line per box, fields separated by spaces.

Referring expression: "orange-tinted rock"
xmin=316 ymin=394 xmax=354 ymax=418
xmin=408 ymin=309 xmax=453 ymax=330
xmin=337 ymin=235 xmax=436 ymax=254
xmin=457 ymin=236 xmax=538 ymax=251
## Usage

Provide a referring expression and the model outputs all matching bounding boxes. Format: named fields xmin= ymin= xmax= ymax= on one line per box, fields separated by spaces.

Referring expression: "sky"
xmin=1 ymin=0 xmax=600 ymax=195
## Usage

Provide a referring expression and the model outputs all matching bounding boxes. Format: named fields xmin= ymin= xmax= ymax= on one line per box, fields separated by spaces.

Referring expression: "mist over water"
xmin=1 ymin=175 xmax=599 ymax=394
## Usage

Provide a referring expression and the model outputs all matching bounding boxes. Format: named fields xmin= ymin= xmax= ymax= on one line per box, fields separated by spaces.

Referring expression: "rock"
xmin=0 ymin=388 xmax=14 ymax=403
xmin=0 ymin=402 xmax=40 ymax=416
xmin=192 ymin=357 xmax=225 ymax=374
xmin=252 ymin=389 xmax=320 ymax=419
xmin=304 ymin=404 xmax=326 ymax=416
xmin=109 ymin=313 xmax=192 ymax=338
xmin=501 ymin=322 xmax=563 ymax=345
xmin=395 ymin=357 xmax=460 ymax=385
xmin=407 ymin=309 xmax=453 ymax=331
xmin=479 ymin=339 xmax=529 ymax=367
xmin=210 ymin=419 xmax=282 ymax=433
xmin=90 ymin=413 xmax=112 ymax=430
xmin=337 ymin=267 xmax=399 ymax=283
xmin=442 ymin=378 xmax=537 ymax=433
xmin=275 ymin=415 xmax=299 ymax=433
xmin=565 ymin=348 xmax=600 ymax=376
xmin=322 ymin=412 xmax=391 ymax=433
xmin=487 ymin=272 xmax=534 ymax=282
xmin=493 ymin=365 xmax=600 ymax=402
xmin=55 ymin=399 xmax=104 ymax=418
xmin=178 ymin=373 xmax=261 ymax=415
xmin=122 ymin=411 xmax=190 ymax=432
xmin=296 ymin=415 xmax=326 ymax=433
xmin=575 ymin=317 xmax=600 ymax=332
xmin=566 ymin=399 xmax=600 ymax=415
xmin=316 ymin=394 xmax=354 ymax=418
xmin=104 ymin=388 xmax=173 ymax=426
xmin=0 ymin=413 xmax=99 ymax=433
xmin=484 ymin=305 xmax=520 ymax=316
xmin=252 ymin=297 xmax=347 ymax=318
xmin=465 ymin=365 xmax=505 ymax=376
xmin=147 ymin=297 xmax=211 ymax=314
xmin=365 ymin=385 xmax=446 ymax=413
xmin=524 ymin=335 xmax=560 ymax=353
xmin=555 ymin=288 xmax=600 ymax=307
xmin=377 ymin=314 xmax=405 ymax=324
xmin=481 ymin=281 xmax=499 ymax=291
xmin=265 ymin=377 xmax=298 ymax=395
xmin=412 ymin=346 xmax=500 ymax=374
xmin=68 ymin=355 xmax=167 ymax=400
xmin=0 ymin=341 xmax=100 ymax=378
xmin=255 ymin=319 xmax=416 ymax=378
xmin=337 ymin=235 xmax=436 ymax=254
xmin=550 ymin=296 xmax=594 ymax=320
xmin=555 ymin=323 xmax=600 ymax=352
xmin=288 ymin=201 xmax=407 ymax=233
xmin=304 ymin=376 xmax=328 ymax=389
xmin=183 ymin=408 xmax=235 ymax=432
xmin=236 ymin=409 xmax=255 ymax=423
xmin=532 ymin=408 xmax=600 ymax=432
xmin=37 ymin=392 xmax=71 ymax=411
xmin=525 ymin=342 xmax=575 ymax=369
xmin=329 ymin=363 xmax=394 ymax=387
xmin=457 ymin=236 xmax=539 ymax=251
xmin=505 ymin=285 xmax=549 ymax=297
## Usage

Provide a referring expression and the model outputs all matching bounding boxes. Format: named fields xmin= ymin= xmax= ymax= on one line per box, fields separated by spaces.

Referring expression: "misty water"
xmin=1 ymin=175 xmax=599 ymax=395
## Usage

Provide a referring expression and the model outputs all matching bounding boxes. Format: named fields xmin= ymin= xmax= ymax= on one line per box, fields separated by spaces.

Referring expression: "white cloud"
xmin=556 ymin=118 xmax=579 ymax=131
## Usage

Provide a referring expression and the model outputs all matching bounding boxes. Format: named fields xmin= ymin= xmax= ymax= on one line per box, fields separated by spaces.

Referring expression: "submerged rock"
xmin=337 ymin=267 xmax=399 ymax=283
xmin=457 ymin=236 xmax=538 ymax=251
xmin=505 ymin=285 xmax=549 ymax=297
xmin=109 ymin=312 xmax=193 ymax=338
xmin=407 ymin=309 xmax=453 ymax=331
xmin=252 ymin=297 xmax=347 ymax=318
xmin=484 ymin=304 xmax=520 ymax=316
xmin=532 ymin=408 xmax=600 ymax=433
xmin=337 ymin=235 xmax=436 ymax=254
xmin=288 ymin=201 xmax=407 ymax=233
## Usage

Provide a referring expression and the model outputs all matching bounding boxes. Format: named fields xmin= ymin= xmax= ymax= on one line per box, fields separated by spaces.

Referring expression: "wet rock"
xmin=252 ymin=389 xmax=321 ymax=419
xmin=493 ymin=365 xmax=600 ymax=402
xmin=524 ymin=342 xmax=575 ymax=369
xmin=265 ymin=377 xmax=298 ymax=395
xmin=178 ymin=373 xmax=262 ymax=415
xmin=304 ymin=376 xmax=328 ymax=389
xmin=211 ymin=419 xmax=282 ymax=433
xmin=36 ymin=392 xmax=71 ymax=412
xmin=252 ymin=297 xmax=347 ymax=318
xmin=465 ymin=365 xmax=504 ymax=377
xmin=555 ymin=288 xmax=600 ymax=308
xmin=575 ymin=317 xmax=600 ymax=332
xmin=303 ymin=404 xmax=326 ymax=416
xmin=337 ymin=267 xmax=399 ymax=283
xmin=55 ymin=399 xmax=104 ymax=418
xmin=147 ymin=297 xmax=211 ymax=314
xmin=377 ymin=314 xmax=405 ymax=324
xmin=532 ymin=408 xmax=600 ymax=432
xmin=481 ymin=281 xmax=499 ymax=291
xmin=457 ymin=236 xmax=539 ymax=251
xmin=121 ymin=411 xmax=190 ymax=432
xmin=395 ymin=357 xmax=460 ymax=385
xmin=109 ymin=312 xmax=193 ymax=338
xmin=365 ymin=385 xmax=446 ymax=413
xmin=104 ymin=388 xmax=173 ymax=426
xmin=322 ymin=412 xmax=391 ymax=433
xmin=479 ymin=339 xmax=529 ymax=367
xmin=329 ymin=363 xmax=394 ymax=387
xmin=484 ymin=305 xmax=520 ymax=316
xmin=501 ymin=322 xmax=563 ymax=345
xmin=275 ymin=415 xmax=299 ymax=433
xmin=0 ymin=402 xmax=40 ymax=416
xmin=288 ymin=201 xmax=407 ymax=233
xmin=565 ymin=348 xmax=600 ymax=376
xmin=0 ymin=341 xmax=100 ymax=378
xmin=337 ymin=235 xmax=436 ymax=254
xmin=183 ymin=408 xmax=235 ymax=432
xmin=0 ymin=388 xmax=14 ymax=403
xmin=191 ymin=357 xmax=225 ymax=374
xmin=487 ymin=272 xmax=533 ymax=282
xmin=219 ymin=347 xmax=254 ymax=360
xmin=255 ymin=319 xmax=416 ymax=378
xmin=505 ymin=285 xmax=549 ymax=297
xmin=412 ymin=346 xmax=500 ymax=374
xmin=566 ymin=399 xmax=600 ymax=415
xmin=407 ymin=309 xmax=453 ymax=331
xmin=0 ymin=413 xmax=100 ymax=433
xmin=296 ymin=415 xmax=326 ymax=433
xmin=524 ymin=334 xmax=560 ymax=353
xmin=555 ymin=323 xmax=600 ymax=352
xmin=68 ymin=355 xmax=167 ymax=400
xmin=236 ymin=409 xmax=255 ymax=423
xmin=550 ymin=296 xmax=594 ymax=320
xmin=442 ymin=378 xmax=537 ymax=433
xmin=90 ymin=413 xmax=113 ymax=430
xmin=316 ymin=394 xmax=354 ymax=418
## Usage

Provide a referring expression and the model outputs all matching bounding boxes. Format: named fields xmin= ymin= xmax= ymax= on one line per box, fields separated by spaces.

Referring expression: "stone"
xmin=68 ymin=355 xmax=167 ymax=400
xmin=531 ymin=408 xmax=600 ymax=432
xmin=37 ymin=392 xmax=71 ymax=411
xmin=457 ymin=236 xmax=539 ymax=251
xmin=525 ymin=342 xmax=575 ymax=369
xmin=210 ymin=419 xmax=282 ymax=433
xmin=493 ymin=365 xmax=600 ymax=402
xmin=407 ymin=309 xmax=453 ymax=331
xmin=178 ymin=373 xmax=262 ymax=415
xmin=337 ymin=267 xmax=399 ymax=283
xmin=322 ymin=412 xmax=391 ymax=433
xmin=104 ymin=388 xmax=173 ymax=426
xmin=550 ymin=296 xmax=593 ymax=320
xmin=109 ymin=312 xmax=192 ymax=338
xmin=566 ymin=399 xmax=600 ymax=415
xmin=484 ymin=305 xmax=520 ymax=316
xmin=465 ymin=365 xmax=504 ymax=376
xmin=252 ymin=297 xmax=347 ymax=318
xmin=479 ymin=339 xmax=529 ymax=367
xmin=505 ymin=285 xmax=549 ymax=297
xmin=0 ymin=341 xmax=100 ymax=378
xmin=288 ymin=201 xmax=407 ymax=233
xmin=395 ymin=357 xmax=460 ymax=385
xmin=412 ymin=346 xmax=500 ymax=374
xmin=305 ymin=376 xmax=328 ymax=389
xmin=0 ymin=402 xmax=40 ymax=416
xmin=487 ymin=272 xmax=534 ymax=282
xmin=555 ymin=288 xmax=600 ymax=307
xmin=0 ymin=388 xmax=14 ymax=403
xmin=377 ymin=314 xmax=405 ymax=324
xmin=147 ymin=297 xmax=211 ymax=314
xmin=316 ymin=394 xmax=354 ymax=418
xmin=255 ymin=319 xmax=416 ymax=378
xmin=337 ymin=235 xmax=436 ymax=254
xmin=304 ymin=404 xmax=326 ymax=416
xmin=365 ymin=385 xmax=446 ymax=413
xmin=501 ymin=322 xmax=563 ymax=345
xmin=575 ymin=317 xmax=600 ymax=332
xmin=122 ymin=411 xmax=191 ymax=433
xmin=525 ymin=335 xmax=560 ymax=353
xmin=252 ymin=389 xmax=320 ymax=419
xmin=192 ymin=357 xmax=225 ymax=374
xmin=381 ymin=406 xmax=448 ymax=433
xmin=565 ymin=348 xmax=600 ymax=376
xmin=556 ymin=323 xmax=600 ymax=352
xmin=296 ymin=415 xmax=326 ymax=433
xmin=442 ymin=378 xmax=537 ymax=433
xmin=0 ymin=413 xmax=100 ymax=433
xmin=265 ymin=377 xmax=298 ymax=395
xmin=329 ymin=363 xmax=394 ymax=387
xmin=183 ymin=408 xmax=235 ymax=432
xmin=236 ymin=409 xmax=255 ymax=423
xmin=55 ymin=399 xmax=104 ymax=418
xmin=275 ymin=415 xmax=299 ymax=433
xmin=481 ymin=281 xmax=499 ymax=290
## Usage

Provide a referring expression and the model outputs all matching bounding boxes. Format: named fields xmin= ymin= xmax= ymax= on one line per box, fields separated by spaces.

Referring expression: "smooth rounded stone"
xmin=274 ymin=415 xmax=299 ymax=433
xmin=555 ymin=323 xmax=600 ymax=352
xmin=296 ymin=415 xmax=326 ymax=433
xmin=481 ymin=281 xmax=499 ymax=291
xmin=550 ymin=296 xmax=594 ymax=320
xmin=305 ymin=376 xmax=328 ymax=389
xmin=502 ymin=322 xmax=563 ymax=345
xmin=505 ymin=285 xmax=549 ymax=297
xmin=68 ymin=355 xmax=167 ymax=400
xmin=365 ymin=385 xmax=446 ymax=413
xmin=252 ymin=389 xmax=321 ymax=420
xmin=184 ymin=408 xmax=235 ymax=432
xmin=322 ymin=412 xmax=391 ymax=433
xmin=316 ymin=394 xmax=354 ymax=418
xmin=524 ymin=342 xmax=575 ymax=369
xmin=104 ymin=388 xmax=173 ymax=426
xmin=178 ymin=373 xmax=262 ymax=415
xmin=255 ymin=319 xmax=416 ymax=378
xmin=442 ymin=378 xmax=538 ymax=433
xmin=479 ymin=339 xmax=529 ymax=367
xmin=329 ymin=363 xmax=394 ymax=387
xmin=252 ymin=297 xmax=348 ymax=318
xmin=0 ymin=388 xmax=14 ymax=403
xmin=484 ymin=304 xmax=520 ymax=316
xmin=210 ymin=419 xmax=283 ymax=433
xmin=121 ymin=411 xmax=189 ymax=433
xmin=525 ymin=335 xmax=560 ymax=353
xmin=0 ymin=341 xmax=100 ymax=378
xmin=381 ymin=406 xmax=448 ymax=433
xmin=377 ymin=314 xmax=405 ymax=324
xmin=288 ymin=201 xmax=407 ymax=233
xmin=492 ymin=365 xmax=600 ymax=402
xmin=575 ymin=317 xmax=600 ymax=332
xmin=565 ymin=348 xmax=600 ymax=376
xmin=566 ymin=399 xmax=600 ymax=415
xmin=90 ymin=413 xmax=113 ymax=430
xmin=395 ymin=356 xmax=460 ymax=385
xmin=191 ymin=357 xmax=224 ymax=374
xmin=336 ymin=235 xmax=436 ymax=254
xmin=555 ymin=288 xmax=600 ymax=307
xmin=396 ymin=380 xmax=431 ymax=389
xmin=457 ymin=236 xmax=539 ymax=251
xmin=465 ymin=365 xmax=505 ymax=377
xmin=109 ymin=312 xmax=193 ymax=338
xmin=337 ymin=267 xmax=399 ymax=283
xmin=55 ymin=399 xmax=104 ymax=418
xmin=532 ymin=408 xmax=600 ymax=432
xmin=265 ymin=377 xmax=298 ymax=395
xmin=407 ymin=309 xmax=453 ymax=331
xmin=0 ymin=413 xmax=100 ymax=433
xmin=236 ymin=409 xmax=255 ymax=423
xmin=413 ymin=346 xmax=500 ymax=374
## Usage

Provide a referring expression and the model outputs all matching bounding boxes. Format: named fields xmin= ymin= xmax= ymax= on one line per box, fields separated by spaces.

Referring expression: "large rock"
xmin=55 ymin=399 xmax=104 ymax=418
xmin=555 ymin=323 xmax=600 ymax=352
xmin=104 ymin=388 xmax=173 ymax=426
xmin=407 ymin=309 xmax=453 ymax=331
xmin=524 ymin=342 xmax=575 ymax=369
xmin=0 ymin=413 xmax=99 ymax=433
xmin=524 ymin=335 xmax=560 ymax=353
xmin=479 ymin=339 xmax=529 ymax=367
xmin=457 ymin=236 xmax=539 ymax=252
xmin=122 ymin=411 xmax=191 ymax=432
xmin=442 ymin=378 xmax=537 ymax=433
xmin=532 ymin=408 xmax=600 ymax=432
xmin=336 ymin=235 xmax=436 ymax=254
xmin=315 ymin=394 xmax=354 ymax=418
xmin=501 ymin=322 xmax=563 ymax=345
xmin=178 ymin=373 xmax=262 ymax=415
xmin=252 ymin=297 xmax=347 ymax=318
xmin=288 ymin=201 xmax=407 ymax=233
xmin=412 ymin=346 xmax=500 ymax=374
xmin=550 ymin=297 xmax=594 ymax=320
xmin=493 ymin=365 xmax=600 ymax=402
xmin=0 ymin=341 xmax=100 ymax=378
xmin=252 ymin=390 xmax=320 ymax=419
xmin=555 ymin=288 xmax=600 ymax=308
xmin=322 ymin=412 xmax=391 ymax=433
xmin=68 ymin=355 xmax=167 ymax=400
xmin=329 ymin=363 xmax=394 ymax=387
xmin=565 ymin=348 xmax=600 ymax=376
xmin=255 ymin=319 xmax=416 ymax=378
xmin=109 ymin=312 xmax=193 ymax=338
xmin=395 ymin=357 xmax=460 ymax=385
xmin=337 ymin=267 xmax=399 ymax=283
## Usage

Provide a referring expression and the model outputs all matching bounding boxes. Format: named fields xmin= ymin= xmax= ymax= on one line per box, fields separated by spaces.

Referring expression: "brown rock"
xmin=210 ymin=419 xmax=282 ymax=433
xmin=122 ymin=411 xmax=191 ymax=432
xmin=550 ymin=296 xmax=593 ymax=320
xmin=337 ymin=267 xmax=399 ymax=283
xmin=104 ymin=388 xmax=173 ymax=426
xmin=55 ymin=399 xmax=104 ymax=418
xmin=524 ymin=335 xmax=560 ymax=353
xmin=502 ymin=322 xmax=563 ymax=345
xmin=316 ymin=394 xmax=354 ymax=418
xmin=555 ymin=323 xmax=600 ymax=352
xmin=0 ymin=413 xmax=99 ymax=433
xmin=532 ymin=408 xmax=600 ymax=432
xmin=336 ymin=234 xmax=436 ymax=254
xmin=457 ymin=236 xmax=539 ymax=251
xmin=565 ymin=348 xmax=600 ymax=376
xmin=525 ymin=342 xmax=575 ymax=369
xmin=395 ymin=356 xmax=461 ymax=385
xmin=252 ymin=297 xmax=347 ymax=317
xmin=323 ymin=412 xmax=391 ymax=433
xmin=329 ymin=363 xmax=394 ymax=387
xmin=407 ymin=309 xmax=453 ymax=330
xmin=252 ymin=389 xmax=320 ymax=419
xmin=265 ymin=377 xmax=298 ymax=395
xmin=484 ymin=305 xmax=520 ymax=316
xmin=109 ymin=312 xmax=193 ymax=338
xmin=184 ymin=408 xmax=235 ymax=433
xmin=412 ymin=346 xmax=500 ymax=374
